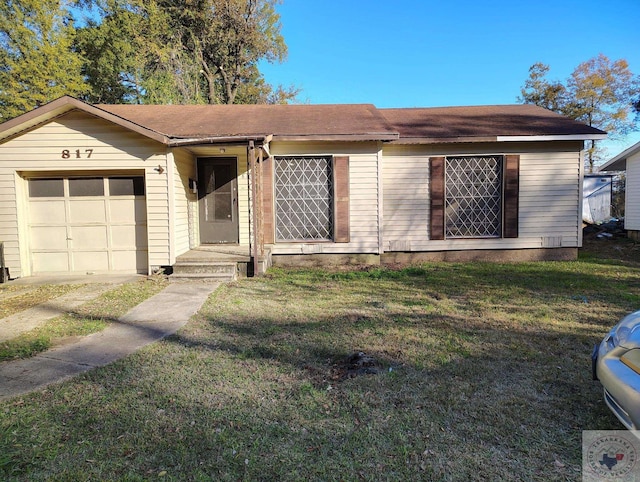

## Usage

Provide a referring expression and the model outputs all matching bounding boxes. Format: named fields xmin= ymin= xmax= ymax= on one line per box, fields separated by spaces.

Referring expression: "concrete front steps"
xmin=170 ymin=260 xmax=239 ymax=282
xmin=169 ymin=244 xmax=272 ymax=282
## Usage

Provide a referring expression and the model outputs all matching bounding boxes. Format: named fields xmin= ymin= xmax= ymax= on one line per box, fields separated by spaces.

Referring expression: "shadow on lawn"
xmin=166 ymin=257 xmax=639 ymax=426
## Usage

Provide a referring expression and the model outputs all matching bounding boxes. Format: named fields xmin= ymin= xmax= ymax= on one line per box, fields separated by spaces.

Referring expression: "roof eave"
xmin=388 ymin=133 xmax=607 ymax=145
xmin=169 ymin=135 xmax=271 ymax=147
xmin=599 ymin=141 xmax=640 ymax=172
xmin=272 ymin=133 xmax=399 ymax=142
xmin=599 ymin=158 xmax=626 ymax=171
xmin=0 ymin=96 xmax=171 ymax=145
xmin=496 ymin=134 xmax=607 ymax=142
xmin=388 ymin=136 xmax=498 ymax=144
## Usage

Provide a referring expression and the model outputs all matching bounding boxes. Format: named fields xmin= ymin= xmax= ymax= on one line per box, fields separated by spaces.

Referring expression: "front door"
xmin=198 ymin=157 xmax=239 ymax=244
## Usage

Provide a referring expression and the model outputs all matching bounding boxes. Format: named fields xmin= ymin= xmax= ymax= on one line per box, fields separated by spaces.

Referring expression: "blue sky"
xmin=259 ymin=0 xmax=640 ymax=155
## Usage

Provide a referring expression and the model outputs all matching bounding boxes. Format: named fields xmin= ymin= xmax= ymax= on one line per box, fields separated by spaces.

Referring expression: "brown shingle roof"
xmin=0 ymin=96 xmax=607 ymax=145
xmin=97 ymin=103 xmax=397 ymax=140
xmin=379 ymin=104 xmax=606 ymax=142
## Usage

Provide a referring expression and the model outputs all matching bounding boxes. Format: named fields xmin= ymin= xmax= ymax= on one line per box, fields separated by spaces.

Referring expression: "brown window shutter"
xmin=262 ymin=156 xmax=275 ymax=244
xmin=334 ymin=156 xmax=350 ymax=243
xmin=503 ymin=155 xmax=520 ymax=238
xmin=430 ymin=157 xmax=445 ymax=240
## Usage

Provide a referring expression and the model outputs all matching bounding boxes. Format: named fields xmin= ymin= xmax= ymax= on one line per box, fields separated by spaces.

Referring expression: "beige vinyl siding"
xmin=518 ymin=151 xmax=581 ymax=245
xmin=626 ymin=154 xmax=640 ymax=231
xmin=382 ymin=141 xmax=584 ymax=252
xmin=0 ymin=110 xmax=169 ymax=276
xmin=236 ymin=150 xmax=250 ymax=246
xmin=0 ymin=173 xmax=19 ymax=275
xmin=269 ymin=142 xmax=380 ymax=254
xmin=171 ymin=148 xmax=196 ymax=257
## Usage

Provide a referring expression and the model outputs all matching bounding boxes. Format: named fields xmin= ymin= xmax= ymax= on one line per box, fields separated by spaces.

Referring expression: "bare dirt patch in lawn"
xmin=581 ymin=229 xmax=640 ymax=266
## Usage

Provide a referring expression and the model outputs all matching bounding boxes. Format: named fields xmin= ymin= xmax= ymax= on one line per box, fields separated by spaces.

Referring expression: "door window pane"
xmin=29 ymin=179 xmax=64 ymax=197
xmin=69 ymin=178 xmax=104 ymax=197
xmin=109 ymin=177 xmax=145 ymax=196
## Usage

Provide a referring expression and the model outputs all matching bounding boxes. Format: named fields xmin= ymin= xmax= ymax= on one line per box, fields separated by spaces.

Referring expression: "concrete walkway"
xmin=0 ymin=282 xmax=219 ymax=400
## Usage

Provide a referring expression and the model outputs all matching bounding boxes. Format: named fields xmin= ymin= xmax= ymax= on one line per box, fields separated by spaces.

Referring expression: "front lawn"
xmin=1 ymin=244 xmax=639 ymax=481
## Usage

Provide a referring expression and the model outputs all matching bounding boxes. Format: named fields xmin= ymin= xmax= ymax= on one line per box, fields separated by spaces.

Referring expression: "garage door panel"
xmin=110 ymin=199 xmax=147 ymax=223
xmin=30 ymin=200 xmax=66 ymax=224
xmin=72 ymin=251 xmax=109 ymax=272
xmin=32 ymin=252 xmax=70 ymax=272
xmin=70 ymin=226 xmax=108 ymax=249
xmin=69 ymin=200 xmax=107 ymax=223
xmin=30 ymin=226 xmax=68 ymax=250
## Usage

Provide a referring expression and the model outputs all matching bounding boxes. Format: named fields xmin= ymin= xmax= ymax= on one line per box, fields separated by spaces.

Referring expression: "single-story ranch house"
xmin=599 ymin=141 xmax=640 ymax=241
xmin=0 ymin=96 xmax=605 ymax=278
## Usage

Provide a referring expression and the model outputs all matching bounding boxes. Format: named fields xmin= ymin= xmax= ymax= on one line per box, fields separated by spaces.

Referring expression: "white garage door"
xmin=28 ymin=176 xmax=148 ymax=274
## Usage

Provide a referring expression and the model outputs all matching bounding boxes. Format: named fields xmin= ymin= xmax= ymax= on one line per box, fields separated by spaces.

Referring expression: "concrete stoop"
xmin=170 ymin=245 xmax=273 ymax=281
xmin=170 ymin=260 xmax=238 ymax=282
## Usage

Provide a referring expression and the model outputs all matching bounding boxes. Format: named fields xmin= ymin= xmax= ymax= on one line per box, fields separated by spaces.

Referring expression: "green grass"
xmin=0 ymin=278 xmax=168 ymax=361
xmin=1 ymin=249 xmax=639 ymax=481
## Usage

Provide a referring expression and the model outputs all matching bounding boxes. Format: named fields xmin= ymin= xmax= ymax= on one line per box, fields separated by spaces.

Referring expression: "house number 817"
xmin=62 ymin=149 xmax=93 ymax=159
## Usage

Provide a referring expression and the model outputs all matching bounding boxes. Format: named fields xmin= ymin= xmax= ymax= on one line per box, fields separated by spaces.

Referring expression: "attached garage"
xmin=26 ymin=174 xmax=147 ymax=274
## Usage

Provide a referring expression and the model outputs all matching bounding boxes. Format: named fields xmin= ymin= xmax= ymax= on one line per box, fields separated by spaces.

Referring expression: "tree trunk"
xmin=588 ymin=139 xmax=595 ymax=173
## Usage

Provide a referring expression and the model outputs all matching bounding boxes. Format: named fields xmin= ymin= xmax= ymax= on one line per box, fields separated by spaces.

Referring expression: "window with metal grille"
xmin=445 ymin=156 xmax=503 ymax=238
xmin=274 ymin=156 xmax=333 ymax=241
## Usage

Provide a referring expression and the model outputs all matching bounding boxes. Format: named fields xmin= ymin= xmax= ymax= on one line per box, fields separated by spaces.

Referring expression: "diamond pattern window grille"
xmin=445 ymin=156 xmax=503 ymax=238
xmin=274 ymin=156 xmax=333 ymax=241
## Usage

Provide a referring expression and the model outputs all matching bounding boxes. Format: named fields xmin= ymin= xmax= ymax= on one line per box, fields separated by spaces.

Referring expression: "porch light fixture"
xmin=219 ymin=148 xmax=226 ymax=153
xmin=155 ymin=165 xmax=165 ymax=174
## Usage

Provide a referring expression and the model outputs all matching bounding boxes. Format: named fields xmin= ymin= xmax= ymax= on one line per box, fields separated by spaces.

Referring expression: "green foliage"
xmin=0 ymin=0 xmax=89 ymax=120
xmin=74 ymin=8 xmax=145 ymax=103
xmin=519 ymin=54 xmax=640 ymax=170
xmin=566 ymin=54 xmax=638 ymax=136
xmin=147 ymin=0 xmax=295 ymax=104
xmin=518 ymin=62 xmax=568 ymax=113
xmin=76 ymin=0 xmax=298 ymax=105
xmin=0 ymin=0 xmax=297 ymax=116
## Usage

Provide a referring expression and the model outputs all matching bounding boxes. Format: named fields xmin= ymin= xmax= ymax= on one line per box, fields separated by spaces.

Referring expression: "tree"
xmin=633 ymin=96 xmax=640 ymax=122
xmin=76 ymin=0 xmax=298 ymax=105
xmin=518 ymin=54 xmax=640 ymax=171
xmin=0 ymin=0 xmax=88 ymax=119
xmin=152 ymin=0 xmax=293 ymax=104
xmin=518 ymin=62 xmax=568 ymax=113
xmin=74 ymin=7 xmax=147 ymax=104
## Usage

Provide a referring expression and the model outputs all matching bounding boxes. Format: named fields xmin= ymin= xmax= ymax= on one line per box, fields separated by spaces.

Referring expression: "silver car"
xmin=593 ymin=310 xmax=640 ymax=430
